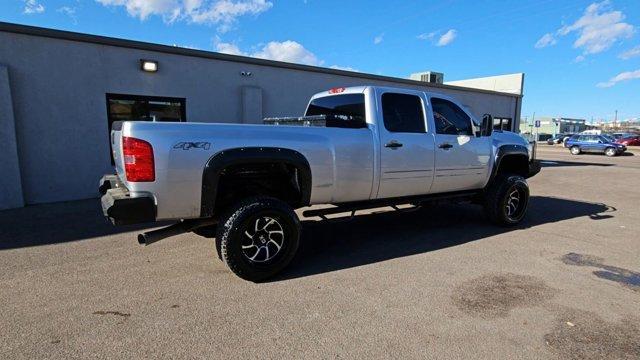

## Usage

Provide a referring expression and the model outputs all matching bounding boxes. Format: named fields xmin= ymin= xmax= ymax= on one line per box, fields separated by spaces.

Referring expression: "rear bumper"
xmin=99 ymin=175 xmax=156 ymax=225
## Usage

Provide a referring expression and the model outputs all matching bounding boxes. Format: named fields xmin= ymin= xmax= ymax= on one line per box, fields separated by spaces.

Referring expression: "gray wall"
xmin=0 ymin=65 xmax=24 ymax=210
xmin=0 ymin=29 xmax=521 ymax=209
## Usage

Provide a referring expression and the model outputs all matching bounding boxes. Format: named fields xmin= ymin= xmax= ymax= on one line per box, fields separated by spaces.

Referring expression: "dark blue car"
xmin=565 ymin=134 xmax=626 ymax=157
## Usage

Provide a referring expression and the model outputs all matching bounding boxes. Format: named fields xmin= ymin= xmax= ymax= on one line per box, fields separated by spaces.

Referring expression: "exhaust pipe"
xmin=138 ymin=218 xmax=217 ymax=246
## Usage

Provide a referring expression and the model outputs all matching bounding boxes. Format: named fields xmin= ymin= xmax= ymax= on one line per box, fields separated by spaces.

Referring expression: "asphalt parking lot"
xmin=1 ymin=145 xmax=639 ymax=359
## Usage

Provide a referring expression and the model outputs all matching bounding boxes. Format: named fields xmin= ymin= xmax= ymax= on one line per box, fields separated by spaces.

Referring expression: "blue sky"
xmin=2 ymin=0 xmax=639 ymax=122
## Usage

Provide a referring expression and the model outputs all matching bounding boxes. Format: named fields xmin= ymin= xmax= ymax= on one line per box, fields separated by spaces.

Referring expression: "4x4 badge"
xmin=173 ymin=142 xmax=211 ymax=150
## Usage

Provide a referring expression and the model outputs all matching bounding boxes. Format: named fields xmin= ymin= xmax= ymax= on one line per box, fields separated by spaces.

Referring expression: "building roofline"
xmin=0 ymin=21 xmax=522 ymax=98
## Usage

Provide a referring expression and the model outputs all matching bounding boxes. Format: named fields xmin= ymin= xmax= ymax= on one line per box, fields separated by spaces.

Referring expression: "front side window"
xmin=305 ymin=94 xmax=366 ymax=123
xmin=431 ymin=98 xmax=473 ymax=135
xmin=381 ymin=93 xmax=425 ymax=133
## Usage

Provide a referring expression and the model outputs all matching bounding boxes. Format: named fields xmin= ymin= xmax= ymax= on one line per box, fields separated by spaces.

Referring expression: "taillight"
xmin=122 ymin=136 xmax=155 ymax=182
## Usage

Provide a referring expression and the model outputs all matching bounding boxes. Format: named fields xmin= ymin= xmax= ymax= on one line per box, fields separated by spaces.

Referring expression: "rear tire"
xmin=484 ymin=174 xmax=529 ymax=226
xmin=570 ymin=146 xmax=581 ymax=155
xmin=605 ymin=147 xmax=617 ymax=157
xmin=216 ymin=197 xmax=300 ymax=282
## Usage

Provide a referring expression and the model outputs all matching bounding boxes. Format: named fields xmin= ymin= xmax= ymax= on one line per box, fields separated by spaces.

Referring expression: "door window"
xmin=431 ymin=98 xmax=473 ymax=135
xmin=381 ymin=93 xmax=425 ymax=133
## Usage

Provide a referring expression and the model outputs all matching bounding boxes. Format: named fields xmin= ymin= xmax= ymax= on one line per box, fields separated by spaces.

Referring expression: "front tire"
xmin=484 ymin=174 xmax=530 ymax=226
xmin=605 ymin=147 xmax=617 ymax=157
xmin=216 ymin=197 xmax=300 ymax=282
xmin=570 ymin=146 xmax=581 ymax=155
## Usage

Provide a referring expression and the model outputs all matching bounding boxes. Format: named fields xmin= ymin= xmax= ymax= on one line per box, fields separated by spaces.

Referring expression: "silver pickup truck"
xmin=100 ymin=85 xmax=540 ymax=281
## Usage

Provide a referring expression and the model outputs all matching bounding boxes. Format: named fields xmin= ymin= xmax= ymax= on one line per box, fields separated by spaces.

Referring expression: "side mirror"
xmin=481 ymin=114 xmax=493 ymax=136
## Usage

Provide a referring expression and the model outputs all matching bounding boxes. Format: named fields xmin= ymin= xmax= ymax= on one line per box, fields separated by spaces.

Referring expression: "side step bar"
xmin=302 ymin=190 xmax=480 ymax=218
xmin=138 ymin=218 xmax=217 ymax=246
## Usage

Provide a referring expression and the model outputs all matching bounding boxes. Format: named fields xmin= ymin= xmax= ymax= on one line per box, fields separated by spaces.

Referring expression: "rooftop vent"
xmin=409 ymin=71 xmax=444 ymax=84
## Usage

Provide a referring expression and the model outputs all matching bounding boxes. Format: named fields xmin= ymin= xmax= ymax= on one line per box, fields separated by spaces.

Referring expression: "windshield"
xmin=601 ymin=135 xmax=615 ymax=142
xmin=305 ymin=94 xmax=366 ymax=122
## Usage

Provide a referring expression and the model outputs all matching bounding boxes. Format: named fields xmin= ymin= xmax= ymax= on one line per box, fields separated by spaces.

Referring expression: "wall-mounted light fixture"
xmin=140 ymin=59 xmax=158 ymax=73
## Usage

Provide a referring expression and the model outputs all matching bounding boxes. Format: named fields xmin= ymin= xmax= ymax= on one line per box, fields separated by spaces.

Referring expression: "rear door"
xmin=376 ymin=89 xmax=435 ymax=199
xmin=428 ymin=96 xmax=491 ymax=193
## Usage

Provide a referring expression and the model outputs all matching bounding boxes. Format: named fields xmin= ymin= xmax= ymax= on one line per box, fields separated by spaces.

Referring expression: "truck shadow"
xmin=274 ymin=196 xmax=614 ymax=281
xmin=0 ymin=199 xmax=169 ymax=250
xmin=539 ymin=160 xmax=614 ymax=168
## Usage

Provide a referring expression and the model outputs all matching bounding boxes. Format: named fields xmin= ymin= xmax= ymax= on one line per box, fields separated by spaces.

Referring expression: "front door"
xmin=376 ymin=90 xmax=435 ymax=199
xmin=429 ymin=97 xmax=491 ymax=194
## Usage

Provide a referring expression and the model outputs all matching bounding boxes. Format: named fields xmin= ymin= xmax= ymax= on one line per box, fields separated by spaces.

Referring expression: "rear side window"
xmin=381 ymin=93 xmax=425 ymax=133
xmin=305 ymin=94 xmax=366 ymax=123
xmin=431 ymin=98 xmax=473 ymax=135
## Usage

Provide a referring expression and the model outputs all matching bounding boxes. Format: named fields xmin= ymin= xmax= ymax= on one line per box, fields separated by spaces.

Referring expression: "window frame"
xmin=379 ymin=92 xmax=427 ymax=134
xmin=429 ymin=96 xmax=475 ymax=136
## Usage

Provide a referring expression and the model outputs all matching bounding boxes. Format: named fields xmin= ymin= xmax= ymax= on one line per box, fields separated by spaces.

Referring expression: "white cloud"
xmin=537 ymin=1 xmax=634 ymax=56
xmin=23 ymin=0 xmax=45 ymax=14
xmin=417 ymin=32 xmax=437 ymax=41
xmin=95 ymin=0 xmax=272 ymax=32
xmin=253 ymin=41 xmax=321 ymax=65
xmin=329 ymin=65 xmax=359 ymax=72
xmin=597 ymin=69 xmax=640 ymax=88
xmin=436 ymin=29 xmax=457 ymax=46
xmin=57 ymin=6 xmax=77 ymax=23
xmin=535 ymin=33 xmax=557 ymax=48
xmin=560 ymin=1 xmax=634 ymax=54
xmin=215 ymin=40 xmax=359 ymax=70
xmin=373 ymin=34 xmax=383 ymax=45
xmin=619 ymin=45 xmax=640 ymax=60
xmin=215 ymin=40 xmax=321 ymax=66
xmin=574 ymin=55 xmax=586 ymax=62
xmin=215 ymin=41 xmax=244 ymax=55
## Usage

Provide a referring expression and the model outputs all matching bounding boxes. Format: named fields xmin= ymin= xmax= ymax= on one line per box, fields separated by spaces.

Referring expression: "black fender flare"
xmin=488 ymin=144 xmax=530 ymax=184
xmin=200 ymin=147 xmax=312 ymax=217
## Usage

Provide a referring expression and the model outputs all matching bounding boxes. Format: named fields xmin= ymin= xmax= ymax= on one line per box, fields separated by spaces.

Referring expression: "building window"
xmin=493 ymin=117 xmax=512 ymax=131
xmin=106 ymin=94 xmax=186 ymax=163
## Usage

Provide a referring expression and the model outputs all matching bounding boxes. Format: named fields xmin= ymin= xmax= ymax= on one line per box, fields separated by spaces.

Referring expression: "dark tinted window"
xmin=381 ymin=93 xmax=425 ymax=133
xmin=431 ymin=98 xmax=473 ymax=135
xmin=305 ymin=94 xmax=365 ymax=123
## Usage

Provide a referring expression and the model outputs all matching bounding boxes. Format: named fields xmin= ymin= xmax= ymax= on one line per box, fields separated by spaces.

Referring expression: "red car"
xmin=616 ymin=135 xmax=640 ymax=146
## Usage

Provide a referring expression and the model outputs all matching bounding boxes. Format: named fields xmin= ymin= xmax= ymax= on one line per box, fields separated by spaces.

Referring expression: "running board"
xmin=302 ymin=190 xmax=480 ymax=219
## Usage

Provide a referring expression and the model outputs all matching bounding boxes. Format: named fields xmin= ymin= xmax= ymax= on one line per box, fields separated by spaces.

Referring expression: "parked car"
xmin=565 ymin=134 xmax=627 ymax=156
xmin=99 ymin=86 xmax=540 ymax=281
xmin=611 ymin=132 xmax=635 ymax=140
xmin=546 ymin=133 xmax=573 ymax=145
xmin=616 ymin=135 xmax=640 ymax=146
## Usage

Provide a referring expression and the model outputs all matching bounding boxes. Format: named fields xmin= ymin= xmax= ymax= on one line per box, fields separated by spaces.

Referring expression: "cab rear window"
xmin=305 ymin=94 xmax=366 ymax=127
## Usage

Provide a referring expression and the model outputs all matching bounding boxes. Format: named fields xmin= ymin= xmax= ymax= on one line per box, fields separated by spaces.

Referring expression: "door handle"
xmin=384 ymin=141 xmax=403 ymax=149
xmin=438 ymin=143 xmax=453 ymax=149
